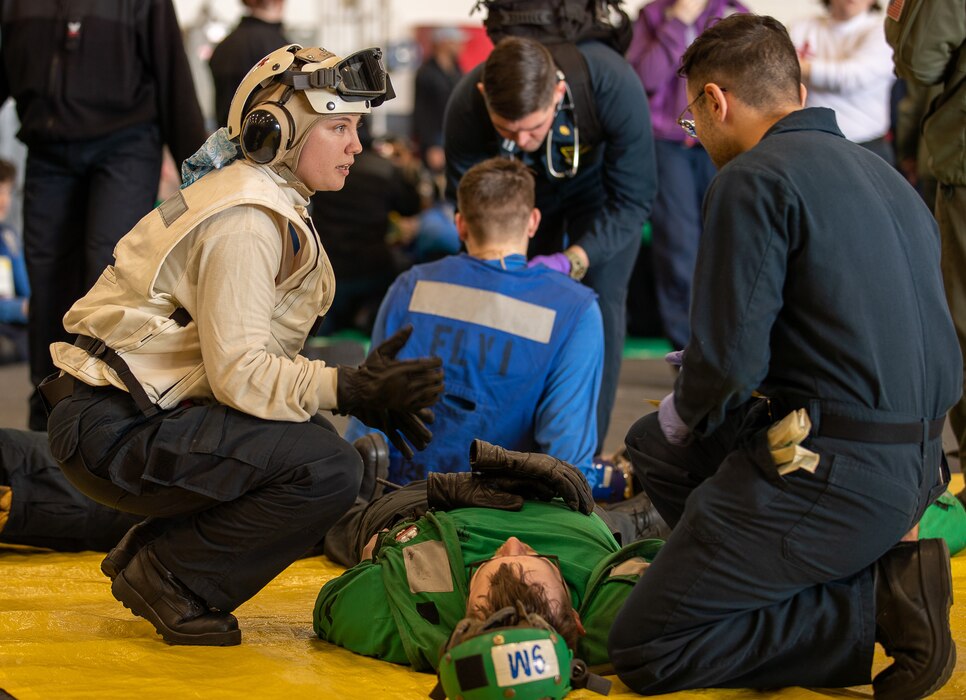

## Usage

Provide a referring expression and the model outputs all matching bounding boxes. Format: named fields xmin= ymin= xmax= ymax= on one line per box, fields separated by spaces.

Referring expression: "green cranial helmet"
xmin=431 ymin=605 xmax=573 ymax=700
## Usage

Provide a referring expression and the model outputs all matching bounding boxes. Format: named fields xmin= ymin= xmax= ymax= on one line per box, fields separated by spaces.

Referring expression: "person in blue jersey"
xmin=345 ymin=157 xmax=603 ymax=488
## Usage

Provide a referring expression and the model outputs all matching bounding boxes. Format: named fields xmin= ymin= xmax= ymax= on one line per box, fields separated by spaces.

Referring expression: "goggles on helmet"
xmin=279 ymin=48 xmax=395 ymax=105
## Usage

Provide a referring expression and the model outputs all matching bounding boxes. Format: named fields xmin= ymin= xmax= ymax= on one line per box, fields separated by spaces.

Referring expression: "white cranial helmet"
xmin=226 ymin=44 xmax=395 ymax=169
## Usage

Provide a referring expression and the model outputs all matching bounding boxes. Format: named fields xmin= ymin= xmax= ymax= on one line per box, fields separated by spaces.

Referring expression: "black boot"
xmin=101 ymin=518 xmax=165 ymax=581
xmin=872 ymin=538 xmax=955 ymax=699
xmin=354 ymin=432 xmax=390 ymax=502
xmin=602 ymin=491 xmax=671 ymax=544
xmin=111 ymin=545 xmax=241 ymax=646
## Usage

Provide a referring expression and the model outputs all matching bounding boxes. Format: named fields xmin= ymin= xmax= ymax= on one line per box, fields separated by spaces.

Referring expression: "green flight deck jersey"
xmin=313 ymin=500 xmax=661 ymax=671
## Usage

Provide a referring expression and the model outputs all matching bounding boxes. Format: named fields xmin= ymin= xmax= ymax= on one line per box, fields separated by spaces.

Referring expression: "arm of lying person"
xmin=313 ymin=553 xmax=410 ymax=664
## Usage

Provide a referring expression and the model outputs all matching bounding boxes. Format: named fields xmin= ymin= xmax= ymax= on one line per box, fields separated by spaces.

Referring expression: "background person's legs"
xmin=22 ymin=145 xmax=87 ymax=430
xmin=937 ymin=183 xmax=966 ymax=462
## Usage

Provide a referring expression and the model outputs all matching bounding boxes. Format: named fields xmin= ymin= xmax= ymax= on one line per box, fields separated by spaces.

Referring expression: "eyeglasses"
xmin=676 ymin=88 xmax=727 ymax=138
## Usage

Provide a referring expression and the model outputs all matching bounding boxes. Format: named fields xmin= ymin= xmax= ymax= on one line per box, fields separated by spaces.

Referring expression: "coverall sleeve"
xmin=674 ymin=165 xmax=793 ymax=437
xmin=185 ymin=208 xmax=340 ymax=421
xmin=313 ymin=561 xmax=410 ymax=664
xmin=574 ymin=54 xmax=657 ymax=266
xmin=887 ymin=0 xmax=966 ymax=87
xmin=533 ymin=299 xmax=603 ymax=474
xmin=144 ymin=0 xmax=207 ymax=168
xmin=443 ymin=69 xmax=494 ymax=206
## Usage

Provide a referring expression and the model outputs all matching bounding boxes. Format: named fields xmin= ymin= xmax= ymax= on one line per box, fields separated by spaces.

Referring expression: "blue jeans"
xmin=23 ymin=123 xmax=162 ymax=429
xmin=649 ymin=140 xmax=717 ymax=350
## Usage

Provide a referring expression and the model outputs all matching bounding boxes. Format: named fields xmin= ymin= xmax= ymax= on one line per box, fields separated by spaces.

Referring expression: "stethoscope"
xmin=500 ymin=71 xmax=580 ymax=179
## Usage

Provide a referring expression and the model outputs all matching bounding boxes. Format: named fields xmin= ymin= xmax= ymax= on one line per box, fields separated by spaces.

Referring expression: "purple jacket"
xmin=627 ymin=0 xmax=748 ymax=141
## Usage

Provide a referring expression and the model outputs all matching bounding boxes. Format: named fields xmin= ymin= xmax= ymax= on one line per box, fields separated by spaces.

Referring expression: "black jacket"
xmin=0 ymin=0 xmax=206 ymax=165
xmin=677 ymin=108 xmax=962 ymax=436
xmin=208 ymin=15 xmax=288 ymax=129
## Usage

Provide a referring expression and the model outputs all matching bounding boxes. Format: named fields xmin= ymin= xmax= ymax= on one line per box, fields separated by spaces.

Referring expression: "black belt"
xmin=773 ymin=397 xmax=944 ymax=444
xmin=817 ymin=413 xmax=944 ymax=444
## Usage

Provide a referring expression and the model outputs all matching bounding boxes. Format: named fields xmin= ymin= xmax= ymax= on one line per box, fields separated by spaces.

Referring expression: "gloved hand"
xmin=526 ymin=253 xmax=570 ymax=275
xmin=664 ymin=349 xmax=684 ymax=367
xmin=658 ymin=393 xmax=689 ymax=445
xmin=352 ymin=407 xmax=435 ymax=460
xmin=337 ymin=325 xmax=442 ymax=414
xmin=426 ymin=472 xmax=524 ymax=511
xmin=468 ymin=440 xmax=595 ymax=514
xmin=336 ymin=326 xmax=443 ymax=457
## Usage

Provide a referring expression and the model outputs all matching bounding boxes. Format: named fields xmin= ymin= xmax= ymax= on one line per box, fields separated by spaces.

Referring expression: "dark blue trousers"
xmin=532 ymin=170 xmax=640 ymax=453
xmin=649 ymin=140 xmax=716 ymax=350
xmin=611 ymin=401 xmax=945 ymax=693
xmin=47 ymin=382 xmax=362 ymax=612
xmin=23 ymin=123 xmax=162 ymax=430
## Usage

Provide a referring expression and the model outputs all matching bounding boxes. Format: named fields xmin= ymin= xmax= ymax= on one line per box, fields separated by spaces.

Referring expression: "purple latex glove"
xmin=664 ymin=350 xmax=684 ymax=367
xmin=658 ymin=393 xmax=689 ymax=445
xmin=527 ymin=252 xmax=570 ymax=275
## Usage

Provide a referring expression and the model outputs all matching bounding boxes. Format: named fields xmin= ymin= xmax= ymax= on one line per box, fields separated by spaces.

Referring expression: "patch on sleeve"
xmin=608 ymin=557 xmax=650 ymax=578
xmin=887 ymin=0 xmax=905 ymax=21
xmin=157 ymin=191 xmax=188 ymax=227
xmin=404 ymin=540 xmax=454 ymax=594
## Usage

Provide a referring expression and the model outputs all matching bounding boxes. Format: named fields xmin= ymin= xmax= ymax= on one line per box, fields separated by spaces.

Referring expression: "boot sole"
xmin=875 ymin=538 xmax=956 ymax=700
xmin=111 ymin=570 xmax=241 ymax=647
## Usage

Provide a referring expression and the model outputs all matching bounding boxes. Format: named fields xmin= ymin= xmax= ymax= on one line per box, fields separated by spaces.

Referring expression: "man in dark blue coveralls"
xmin=610 ymin=14 xmax=962 ymax=700
xmin=444 ymin=36 xmax=657 ymax=454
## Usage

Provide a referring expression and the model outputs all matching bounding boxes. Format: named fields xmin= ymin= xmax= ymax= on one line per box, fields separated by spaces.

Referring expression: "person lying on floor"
xmin=0 ymin=428 xmax=139 ymax=551
xmin=314 ymin=438 xmax=662 ymax=682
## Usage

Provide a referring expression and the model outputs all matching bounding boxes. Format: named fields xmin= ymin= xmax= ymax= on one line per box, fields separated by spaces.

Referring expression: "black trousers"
xmin=322 ymin=481 xmax=637 ymax=569
xmin=531 ymin=172 xmax=641 ymax=454
xmin=23 ymin=123 xmax=162 ymax=430
xmin=47 ymin=382 xmax=362 ymax=612
xmin=609 ymin=401 xmax=946 ymax=694
xmin=0 ymin=427 xmax=139 ymax=551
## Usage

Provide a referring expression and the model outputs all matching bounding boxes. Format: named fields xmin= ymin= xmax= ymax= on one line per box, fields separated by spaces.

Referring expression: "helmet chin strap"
xmin=271 ymin=115 xmax=324 ymax=198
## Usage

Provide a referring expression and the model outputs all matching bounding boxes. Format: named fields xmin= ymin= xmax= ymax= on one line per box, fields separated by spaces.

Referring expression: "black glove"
xmin=468 ymin=440 xmax=595 ymax=514
xmin=426 ymin=472 xmax=524 ymax=512
xmin=352 ymin=407 xmax=434 ymax=460
xmin=336 ymin=326 xmax=443 ymax=452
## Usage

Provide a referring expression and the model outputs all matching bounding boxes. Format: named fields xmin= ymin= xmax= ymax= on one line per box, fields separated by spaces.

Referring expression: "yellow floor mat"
xmin=3 ymin=507 xmax=966 ymax=698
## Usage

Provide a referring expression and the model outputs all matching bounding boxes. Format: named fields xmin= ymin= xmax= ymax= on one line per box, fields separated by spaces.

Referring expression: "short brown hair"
xmin=481 ymin=37 xmax=557 ymax=120
xmin=679 ymin=14 xmax=801 ymax=112
xmin=0 ymin=159 xmax=16 ymax=185
xmin=457 ymin=158 xmax=535 ymax=242
xmin=470 ymin=562 xmax=580 ymax=650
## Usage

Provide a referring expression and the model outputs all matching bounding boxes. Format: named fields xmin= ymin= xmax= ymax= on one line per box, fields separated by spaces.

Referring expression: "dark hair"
xmin=820 ymin=0 xmax=881 ymax=10
xmin=457 ymin=158 xmax=535 ymax=241
xmin=679 ymin=14 xmax=801 ymax=112
xmin=481 ymin=37 xmax=557 ymax=120
xmin=471 ymin=562 xmax=580 ymax=650
xmin=0 ymin=159 xmax=16 ymax=185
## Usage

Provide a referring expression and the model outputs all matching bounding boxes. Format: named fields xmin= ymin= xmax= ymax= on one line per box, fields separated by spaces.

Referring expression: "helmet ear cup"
xmin=240 ymin=102 xmax=294 ymax=165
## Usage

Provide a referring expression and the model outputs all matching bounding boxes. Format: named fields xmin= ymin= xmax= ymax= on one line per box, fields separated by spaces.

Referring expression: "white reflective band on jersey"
xmin=491 ymin=639 xmax=560 ymax=686
xmin=408 ymin=280 xmax=556 ymax=344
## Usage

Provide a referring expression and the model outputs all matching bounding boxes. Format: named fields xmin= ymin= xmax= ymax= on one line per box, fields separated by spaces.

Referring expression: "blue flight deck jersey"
xmin=345 ymin=254 xmax=603 ymax=484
